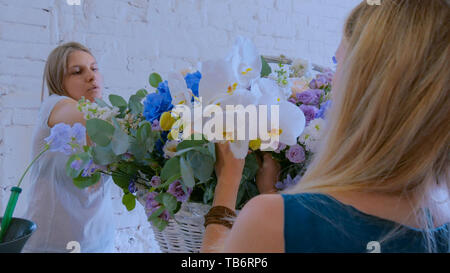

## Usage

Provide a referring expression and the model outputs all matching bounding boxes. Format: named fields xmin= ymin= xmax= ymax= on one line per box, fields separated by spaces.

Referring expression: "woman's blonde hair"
xmin=41 ymin=42 xmax=93 ymax=101
xmin=288 ymin=0 xmax=449 ymax=251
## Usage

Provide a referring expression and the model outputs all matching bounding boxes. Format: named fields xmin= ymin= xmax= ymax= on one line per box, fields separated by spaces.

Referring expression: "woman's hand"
xmin=255 ymin=153 xmax=280 ymax=194
xmin=214 ymin=142 xmax=245 ymax=185
xmin=213 ymin=142 xmax=245 ymax=209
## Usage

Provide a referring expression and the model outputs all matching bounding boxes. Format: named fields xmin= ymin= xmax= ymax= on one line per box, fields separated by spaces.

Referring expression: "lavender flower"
xmin=70 ymin=159 xmax=83 ymax=171
xmin=285 ymin=144 xmax=306 ymax=164
xmin=150 ymin=176 xmax=162 ymax=188
xmin=300 ymin=104 xmax=319 ymax=125
xmin=167 ymin=180 xmax=192 ymax=202
xmin=44 ymin=123 xmax=86 ymax=155
xmin=275 ymin=174 xmax=302 ymax=190
xmin=45 ymin=123 xmax=72 ymax=155
xmin=81 ymin=160 xmax=104 ymax=177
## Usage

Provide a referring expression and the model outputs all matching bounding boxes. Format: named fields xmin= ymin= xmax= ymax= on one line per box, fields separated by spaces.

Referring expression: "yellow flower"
xmin=160 ymin=112 xmax=176 ymax=131
xmin=249 ymin=139 xmax=262 ymax=150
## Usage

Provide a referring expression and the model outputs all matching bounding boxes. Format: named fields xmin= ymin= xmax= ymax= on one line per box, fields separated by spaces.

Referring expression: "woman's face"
xmin=332 ymin=38 xmax=348 ymax=89
xmin=63 ymin=50 xmax=103 ymax=102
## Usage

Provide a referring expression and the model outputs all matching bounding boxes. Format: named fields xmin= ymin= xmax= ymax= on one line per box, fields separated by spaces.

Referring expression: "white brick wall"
xmin=0 ymin=0 xmax=361 ymax=252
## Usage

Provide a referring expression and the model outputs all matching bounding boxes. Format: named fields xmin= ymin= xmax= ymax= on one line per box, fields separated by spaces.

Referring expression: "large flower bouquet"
xmin=64 ymin=37 xmax=332 ymax=232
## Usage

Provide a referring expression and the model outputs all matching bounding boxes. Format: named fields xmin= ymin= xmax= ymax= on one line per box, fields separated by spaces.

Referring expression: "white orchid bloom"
xmin=226 ymin=36 xmax=262 ymax=89
xmin=167 ymin=71 xmax=193 ymax=106
xmin=252 ymin=78 xmax=306 ymax=147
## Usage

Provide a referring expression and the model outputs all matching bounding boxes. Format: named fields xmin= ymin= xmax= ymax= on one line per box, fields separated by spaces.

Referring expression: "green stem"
xmin=17 ymin=145 xmax=49 ymax=188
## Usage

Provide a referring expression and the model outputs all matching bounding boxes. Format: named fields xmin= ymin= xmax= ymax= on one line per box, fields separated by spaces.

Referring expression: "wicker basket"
xmin=151 ymin=201 xmax=211 ymax=253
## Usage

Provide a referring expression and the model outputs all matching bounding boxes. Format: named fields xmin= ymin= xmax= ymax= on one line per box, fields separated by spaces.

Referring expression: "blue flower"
xmin=316 ymin=100 xmax=332 ymax=119
xmin=155 ymin=131 xmax=169 ymax=157
xmin=184 ymin=71 xmax=202 ymax=99
xmin=143 ymin=81 xmax=173 ymax=122
xmin=128 ymin=177 xmax=137 ymax=194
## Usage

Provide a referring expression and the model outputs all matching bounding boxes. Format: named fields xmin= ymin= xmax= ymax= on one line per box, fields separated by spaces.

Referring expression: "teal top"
xmin=282 ymin=193 xmax=450 ymax=253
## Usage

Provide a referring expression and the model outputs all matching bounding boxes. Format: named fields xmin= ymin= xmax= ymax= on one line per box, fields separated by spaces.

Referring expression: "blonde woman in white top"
xmin=23 ymin=42 xmax=115 ymax=253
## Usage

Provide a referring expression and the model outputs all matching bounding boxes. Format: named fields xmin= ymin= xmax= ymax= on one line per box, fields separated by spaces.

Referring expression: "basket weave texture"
xmin=137 ymin=192 xmax=211 ymax=253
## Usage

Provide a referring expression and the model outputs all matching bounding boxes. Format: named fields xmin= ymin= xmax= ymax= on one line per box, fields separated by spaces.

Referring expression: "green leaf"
xmin=136 ymin=89 xmax=148 ymax=98
xmin=128 ymin=94 xmax=144 ymax=115
xmin=112 ymin=172 xmax=130 ymax=190
xmin=261 ymin=56 xmax=272 ymax=77
xmin=94 ymin=98 xmax=111 ymax=108
xmin=160 ymin=157 xmax=180 ymax=182
xmin=73 ymin=172 xmax=101 ymax=189
xmin=152 ymin=217 xmax=169 ymax=232
xmin=109 ymin=95 xmax=127 ymax=114
xmin=122 ymin=193 xmax=136 ymax=211
xmin=149 ymin=73 xmax=163 ymax=88
xmin=186 ymin=150 xmax=214 ymax=182
xmin=155 ymin=193 xmax=178 ymax=212
xmin=180 ymin=156 xmax=195 ymax=188
xmin=86 ymin=119 xmax=115 ymax=146
xmin=176 ymin=136 xmax=209 ymax=151
xmin=66 ymin=153 xmax=88 ymax=178
xmin=111 ymin=126 xmax=130 ymax=155
xmin=92 ymin=144 xmax=119 ymax=165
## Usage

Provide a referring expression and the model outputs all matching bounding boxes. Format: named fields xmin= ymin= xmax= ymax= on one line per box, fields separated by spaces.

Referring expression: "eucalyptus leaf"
xmin=186 ymin=151 xmax=214 ymax=183
xmin=73 ymin=172 xmax=101 ymax=189
xmin=111 ymin=126 xmax=130 ymax=155
xmin=94 ymin=98 xmax=111 ymax=108
xmin=112 ymin=172 xmax=130 ymax=190
xmin=161 ymin=157 xmax=180 ymax=182
xmin=180 ymin=156 xmax=195 ymax=188
xmin=155 ymin=193 xmax=177 ymax=212
xmin=136 ymin=89 xmax=148 ymax=98
xmin=149 ymin=73 xmax=163 ymax=88
xmin=122 ymin=193 xmax=136 ymax=211
xmin=109 ymin=94 xmax=127 ymax=108
xmin=86 ymin=119 xmax=115 ymax=146
xmin=129 ymin=94 xmax=144 ymax=115
xmin=92 ymin=144 xmax=119 ymax=165
xmin=151 ymin=217 xmax=169 ymax=232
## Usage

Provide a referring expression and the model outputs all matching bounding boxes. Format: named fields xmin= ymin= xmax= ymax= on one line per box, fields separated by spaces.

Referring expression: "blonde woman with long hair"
xmin=23 ymin=42 xmax=115 ymax=253
xmin=201 ymin=0 xmax=449 ymax=253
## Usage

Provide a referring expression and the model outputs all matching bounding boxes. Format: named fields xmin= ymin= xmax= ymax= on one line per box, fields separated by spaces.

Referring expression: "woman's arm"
xmin=200 ymin=143 xmax=284 ymax=253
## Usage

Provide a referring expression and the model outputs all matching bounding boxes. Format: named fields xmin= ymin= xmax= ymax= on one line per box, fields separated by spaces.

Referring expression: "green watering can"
xmin=0 ymin=187 xmax=37 ymax=253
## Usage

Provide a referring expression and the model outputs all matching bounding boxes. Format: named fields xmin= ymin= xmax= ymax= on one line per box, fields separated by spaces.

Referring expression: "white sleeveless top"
xmin=23 ymin=95 xmax=115 ymax=253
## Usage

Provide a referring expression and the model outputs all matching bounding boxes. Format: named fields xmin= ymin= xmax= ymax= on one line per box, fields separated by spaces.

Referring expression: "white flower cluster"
xmin=78 ymin=101 xmax=120 ymax=123
xmin=298 ymin=118 xmax=326 ymax=153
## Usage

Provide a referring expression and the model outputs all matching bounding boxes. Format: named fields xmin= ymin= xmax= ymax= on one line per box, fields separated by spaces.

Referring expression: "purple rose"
xmin=285 ymin=145 xmax=305 ymax=164
xmin=167 ymin=180 xmax=192 ymax=202
xmin=300 ymin=104 xmax=319 ymax=124
xmin=296 ymin=89 xmax=322 ymax=105
xmin=150 ymin=176 xmax=161 ymax=187
xmin=145 ymin=192 xmax=160 ymax=218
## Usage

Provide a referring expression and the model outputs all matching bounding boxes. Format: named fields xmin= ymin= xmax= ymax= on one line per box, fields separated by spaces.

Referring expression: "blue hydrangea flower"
xmin=184 ymin=71 xmax=202 ymax=99
xmin=45 ymin=123 xmax=74 ymax=155
xmin=143 ymin=81 xmax=173 ymax=122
